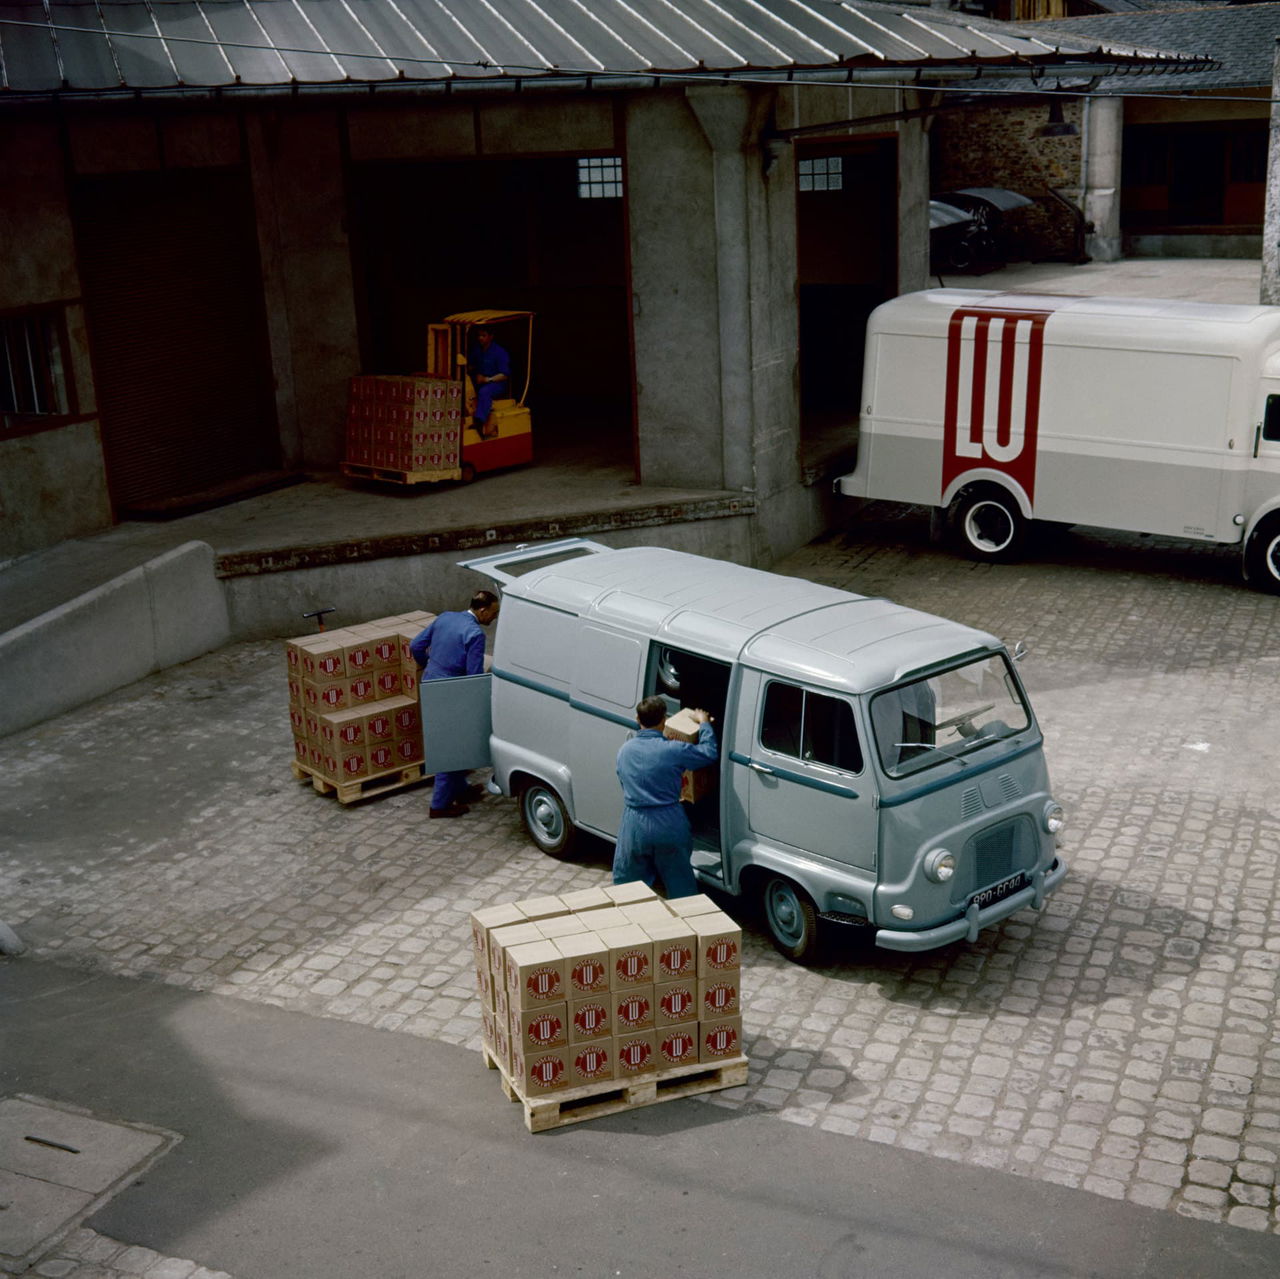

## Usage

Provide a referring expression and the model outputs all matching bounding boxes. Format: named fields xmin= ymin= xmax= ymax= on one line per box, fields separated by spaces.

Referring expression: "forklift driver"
xmin=468 ymin=326 xmax=510 ymax=440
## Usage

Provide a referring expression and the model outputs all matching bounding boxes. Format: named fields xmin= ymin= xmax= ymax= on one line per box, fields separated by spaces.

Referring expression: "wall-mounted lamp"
xmin=1038 ymin=100 xmax=1079 ymax=138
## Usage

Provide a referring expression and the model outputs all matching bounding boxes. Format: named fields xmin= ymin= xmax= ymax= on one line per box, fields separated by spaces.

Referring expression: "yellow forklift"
xmin=431 ymin=309 xmax=534 ymax=482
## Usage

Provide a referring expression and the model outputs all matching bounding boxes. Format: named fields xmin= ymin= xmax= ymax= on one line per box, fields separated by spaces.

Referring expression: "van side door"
xmin=1247 ymin=387 xmax=1280 ymax=514
xmin=732 ymin=669 xmax=878 ymax=872
xmin=568 ymin=625 xmax=645 ymax=836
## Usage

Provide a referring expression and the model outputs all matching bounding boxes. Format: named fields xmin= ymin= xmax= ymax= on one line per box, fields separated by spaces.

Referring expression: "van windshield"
xmin=869 ymin=652 xmax=1030 ymax=777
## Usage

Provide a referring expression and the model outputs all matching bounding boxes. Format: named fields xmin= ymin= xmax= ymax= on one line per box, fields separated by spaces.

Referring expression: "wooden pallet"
xmin=342 ymin=461 xmax=461 ymax=486
xmin=483 ymin=1046 xmax=749 ymax=1133
xmin=291 ymin=759 xmax=430 ymax=804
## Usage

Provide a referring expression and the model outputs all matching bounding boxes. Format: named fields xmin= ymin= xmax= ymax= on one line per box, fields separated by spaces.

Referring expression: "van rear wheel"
xmin=1244 ymin=515 xmax=1280 ymax=594
xmin=519 ymin=781 xmax=579 ymax=860
xmin=951 ymin=488 xmax=1026 ymax=563
xmin=762 ymin=877 xmax=821 ymax=964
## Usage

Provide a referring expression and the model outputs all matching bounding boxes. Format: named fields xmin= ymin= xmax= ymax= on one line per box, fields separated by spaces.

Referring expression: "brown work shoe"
xmin=463 ymin=783 xmax=486 ymax=803
xmin=429 ymin=803 xmax=470 ymax=819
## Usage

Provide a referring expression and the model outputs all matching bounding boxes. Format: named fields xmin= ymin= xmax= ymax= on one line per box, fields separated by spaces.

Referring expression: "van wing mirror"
xmin=1011 ymin=641 xmax=1029 ymax=662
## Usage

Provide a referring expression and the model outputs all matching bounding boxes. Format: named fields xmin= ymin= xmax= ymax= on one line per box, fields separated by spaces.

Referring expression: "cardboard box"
xmin=506 ymin=939 xmax=568 ymax=1009
xmin=345 ymin=673 xmax=378 ymax=706
xmin=493 ymin=1015 xmax=511 ymax=1075
xmin=571 ymin=906 xmax=630 ymax=932
xmin=567 ymin=1041 xmax=614 ymax=1086
xmin=612 ymin=986 xmax=655 ymax=1033
xmin=323 ymin=706 xmax=367 ymax=748
xmin=373 ymin=668 xmax=403 ymax=699
xmin=699 ymin=1016 xmax=743 ymax=1063
xmin=620 ymin=901 xmax=677 ymax=928
xmin=391 ymin=700 xmax=421 ymax=738
xmin=513 ymin=1044 xmax=570 ymax=1094
xmin=535 ymin=914 xmax=591 ymax=941
xmin=692 ymin=913 xmax=742 ymax=976
xmin=512 ymin=894 xmax=568 ymax=922
xmin=656 ymin=1023 xmax=700 ymax=1068
xmin=614 ymin=1031 xmax=656 ymax=1078
xmin=393 ymin=735 xmax=423 ymax=766
xmin=552 ymin=933 xmax=610 ymax=999
xmin=474 ymin=958 xmax=493 ymax=1009
xmin=303 ymin=636 xmax=347 ymax=682
xmin=292 ymin=735 xmax=309 ymax=765
xmin=512 ymin=1002 xmax=568 ymax=1052
xmin=603 ymin=882 xmax=660 ymax=906
xmin=336 ymin=744 xmax=369 ymax=781
xmin=662 ymin=707 xmax=703 ymax=742
xmin=559 ymin=886 xmax=613 ymax=912
xmin=663 ymin=894 xmax=722 ymax=918
xmin=363 ymin=702 xmax=398 ymax=743
xmin=645 ymin=919 xmax=698 ymax=982
xmin=367 ymin=742 xmax=396 ymax=773
xmin=655 ymin=979 xmax=697 ymax=1027
xmin=470 ymin=903 xmax=525 ymax=965
xmin=598 ymin=924 xmax=653 ymax=988
xmin=568 ymin=996 xmax=612 ymax=1043
xmin=698 ymin=976 xmax=740 ymax=1018
xmin=341 ymin=634 xmax=376 ymax=676
xmin=679 ymin=767 xmax=715 ymax=805
xmin=487 ymin=922 xmax=543 ymax=979
xmin=305 ymin=680 xmax=347 ymax=713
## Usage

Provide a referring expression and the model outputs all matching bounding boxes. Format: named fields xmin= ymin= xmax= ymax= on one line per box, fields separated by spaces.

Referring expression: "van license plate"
xmin=971 ymin=873 xmax=1024 ymax=911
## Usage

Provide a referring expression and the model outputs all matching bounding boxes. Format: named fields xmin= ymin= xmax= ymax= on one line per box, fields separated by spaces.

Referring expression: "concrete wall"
xmin=0 ymin=541 xmax=230 ymax=739
xmin=0 ymin=119 xmax=111 ymax=559
xmin=222 ymin=516 xmax=757 ymax=641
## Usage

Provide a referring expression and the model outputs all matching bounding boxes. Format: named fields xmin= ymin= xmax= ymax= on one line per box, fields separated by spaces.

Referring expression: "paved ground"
xmin=3 ymin=504 xmax=1279 ymax=1276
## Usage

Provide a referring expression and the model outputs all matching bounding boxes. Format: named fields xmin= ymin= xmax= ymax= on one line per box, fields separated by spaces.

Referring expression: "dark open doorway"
xmin=796 ymin=138 xmax=898 ymax=460
xmin=348 ymin=155 xmax=632 ymax=472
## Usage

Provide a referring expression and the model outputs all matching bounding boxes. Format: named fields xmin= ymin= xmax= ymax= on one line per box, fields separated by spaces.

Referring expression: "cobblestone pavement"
xmin=3 ymin=507 xmax=1279 ymax=1275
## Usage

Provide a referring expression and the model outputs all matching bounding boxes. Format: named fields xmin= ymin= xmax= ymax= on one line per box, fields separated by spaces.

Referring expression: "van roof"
xmin=872 ymin=289 xmax=1280 ymax=357
xmin=501 ymin=546 xmax=999 ymax=692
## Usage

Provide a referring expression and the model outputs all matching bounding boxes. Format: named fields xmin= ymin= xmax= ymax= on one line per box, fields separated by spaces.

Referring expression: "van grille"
xmin=950 ymin=818 xmax=1035 ymax=904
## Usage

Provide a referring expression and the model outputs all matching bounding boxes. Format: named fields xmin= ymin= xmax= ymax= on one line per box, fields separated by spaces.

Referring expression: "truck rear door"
xmin=419 ymin=674 xmax=493 ymax=775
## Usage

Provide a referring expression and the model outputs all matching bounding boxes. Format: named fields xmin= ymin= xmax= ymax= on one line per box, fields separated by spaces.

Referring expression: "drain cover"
xmin=0 ymin=1096 xmax=179 ymax=1275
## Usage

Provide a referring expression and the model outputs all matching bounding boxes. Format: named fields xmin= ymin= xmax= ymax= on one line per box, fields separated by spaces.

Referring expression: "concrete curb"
xmin=0 ymin=540 xmax=230 ymax=739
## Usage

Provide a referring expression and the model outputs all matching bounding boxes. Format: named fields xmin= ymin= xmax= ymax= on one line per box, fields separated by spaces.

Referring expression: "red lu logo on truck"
xmin=942 ymin=303 xmax=1059 ymax=508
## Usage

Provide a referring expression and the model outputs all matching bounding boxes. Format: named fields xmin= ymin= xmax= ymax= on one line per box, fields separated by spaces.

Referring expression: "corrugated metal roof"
xmin=0 ymin=0 xmax=1211 ymax=98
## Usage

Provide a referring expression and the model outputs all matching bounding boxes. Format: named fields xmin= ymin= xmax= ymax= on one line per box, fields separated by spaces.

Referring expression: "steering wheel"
xmin=935 ymin=703 xmax=996 ymax=737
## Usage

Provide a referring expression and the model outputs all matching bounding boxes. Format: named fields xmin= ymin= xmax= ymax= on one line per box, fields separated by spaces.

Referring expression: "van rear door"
xmin=419 ymin=674 xmax=493 ymax=775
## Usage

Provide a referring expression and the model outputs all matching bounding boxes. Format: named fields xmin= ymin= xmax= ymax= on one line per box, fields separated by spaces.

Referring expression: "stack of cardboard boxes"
xmin=471 ymin=884 xmax=745 ymax=1099
xmin=285 ymin=614 xmax=433 ymax=784
xmin=344 ymin=374 xmax=464 ymax=475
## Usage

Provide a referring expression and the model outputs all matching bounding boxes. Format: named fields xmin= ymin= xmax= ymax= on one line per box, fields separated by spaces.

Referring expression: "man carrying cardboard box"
xmin=612 ymin=697 xmax=717 ymax=899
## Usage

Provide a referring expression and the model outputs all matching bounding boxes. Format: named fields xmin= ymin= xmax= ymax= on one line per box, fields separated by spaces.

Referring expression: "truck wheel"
xmin=1244 ymin=516 xmax=1280 ymax=594
xmin=519 ymin=781 xmax=579 ymax=860
xmin=762 ymin=877 xmax=821 ymax=963
xmin=951 ymin=488 xmax=1026 ymax=562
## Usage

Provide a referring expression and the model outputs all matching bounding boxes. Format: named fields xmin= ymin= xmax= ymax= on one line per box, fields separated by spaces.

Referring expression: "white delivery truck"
xmin=422 ymin=540 xmax=1067 ymax=963
xmin=836 ymin=289 xmax=1280 ymax=590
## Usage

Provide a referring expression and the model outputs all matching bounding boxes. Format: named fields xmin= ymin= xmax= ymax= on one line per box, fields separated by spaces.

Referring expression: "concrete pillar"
xmin=1262 ymin=41 xmax=1280 ymax=303
xmin=1083 ymin=96 xmax=1123 ymax=263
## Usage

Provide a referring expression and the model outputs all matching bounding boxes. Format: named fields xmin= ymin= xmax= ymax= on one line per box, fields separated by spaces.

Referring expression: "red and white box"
xmin=506 ymin=939 xmax=568 ymax=1009
xmin=699 ymin=1017 xmax=743 ymax=1063
xmin=568 ymin=996 xmax=612 ymax=1043
xmin=655 ymin=979 xmax=697 ymax=1027
xmin=512 ymin=1002 xmax=568 ymax=1053
xmin=568 ymin=1041 xmax=614 ymax=1086
xmin=598 ymin=924 xmax=653 ymax=988
xmin=656 ymin=1023 xmax=700 ymax=1068
xmin=645 ymin=919 xmax=697 ymax=981
xmin=612 ymin=987 xmax=655 ymax=1033
xmin=553 ymin=933 xmax=610 ymax=998
xmin=691 ymin=913 xmax=741 ymax=976
xmin=698 ymin=976 xmax=740 ymax=1018
xmin=614 ymin=1031 xmax=656 ymax=1078
xmin=513 ymin=1045 xmax=570 ymax=1095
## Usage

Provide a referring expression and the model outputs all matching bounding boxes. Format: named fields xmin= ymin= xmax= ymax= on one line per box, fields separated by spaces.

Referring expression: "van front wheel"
xmin=951 ymin=488 xmax=1026 ymax=562
xmin=519 ymin=781 xmax=579 ymax=860
xmin=762 ymin=877 xmax=821 ymax=963
xmin=1244 ymin=515 xmax=1280 ymax=594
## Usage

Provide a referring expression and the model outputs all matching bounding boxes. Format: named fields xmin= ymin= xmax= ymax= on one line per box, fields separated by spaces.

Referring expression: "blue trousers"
xmin=432 ymin=769 xmax=466 ymax=810
xmin=612 ymin=803 xmax=698 ymax=899
xmin=474 ymin=381 xmax=502 ymax=426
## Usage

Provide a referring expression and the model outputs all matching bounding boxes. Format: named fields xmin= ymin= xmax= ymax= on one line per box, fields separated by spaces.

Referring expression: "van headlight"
xmin=1043 ymin=802 xmax=1066 ymax=835
xmin=924 ymin=848 xmax=956 ymax=883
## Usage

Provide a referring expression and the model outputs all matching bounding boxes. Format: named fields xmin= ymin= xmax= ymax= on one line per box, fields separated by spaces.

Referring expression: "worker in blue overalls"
xmin=612 ymin=697 xmax=718 ymax=898
xmin=411 ymin=590 xmax=500 ymax=818
xmin=468 ymin=326 xmax=510 ymax=440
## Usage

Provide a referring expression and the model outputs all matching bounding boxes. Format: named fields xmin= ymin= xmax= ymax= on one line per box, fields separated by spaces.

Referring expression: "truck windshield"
xmin=869 ymin=652 xmax=1030 ymax=777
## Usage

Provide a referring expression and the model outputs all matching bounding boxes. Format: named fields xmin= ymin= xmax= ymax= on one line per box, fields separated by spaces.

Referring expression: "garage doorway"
xmin=796 ymin=138 xmax=898 ymax=457
xmin=348 ymin=156 xmax=632 ymax=471
xmin=73 ymin=167 xmax=283 ymax=519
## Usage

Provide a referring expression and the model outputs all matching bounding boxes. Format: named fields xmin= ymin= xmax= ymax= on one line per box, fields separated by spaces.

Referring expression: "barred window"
xmin=577 ymin=156 xmax=623 ymax=199
xmin=2 ymin=308 xmax=71 ymax=426
xmin=798 ymin=156 xmax=843 ymax=192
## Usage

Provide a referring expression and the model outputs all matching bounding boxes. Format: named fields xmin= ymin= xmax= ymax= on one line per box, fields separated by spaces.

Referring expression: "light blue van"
xmin=423 ymin=540 xmax=1067 ymax=962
